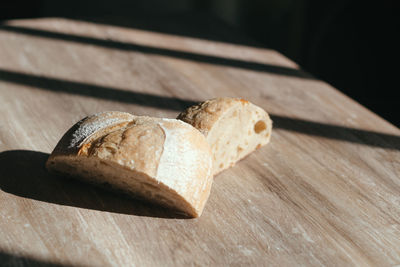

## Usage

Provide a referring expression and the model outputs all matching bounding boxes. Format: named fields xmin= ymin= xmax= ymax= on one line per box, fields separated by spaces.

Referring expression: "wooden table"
xmin=1 ymin=17 xmax=399 ymax=266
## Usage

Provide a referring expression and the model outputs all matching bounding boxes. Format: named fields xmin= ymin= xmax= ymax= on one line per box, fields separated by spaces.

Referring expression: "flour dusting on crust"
xmin=68 ymin=111 xmax=132 ymax=148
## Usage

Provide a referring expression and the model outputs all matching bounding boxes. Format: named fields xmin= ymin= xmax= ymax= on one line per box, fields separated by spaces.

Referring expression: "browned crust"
xmin=177 ymin=97 xmax=240 ymax=136
xmin=48 ymin=111 xmax=135 ymax=159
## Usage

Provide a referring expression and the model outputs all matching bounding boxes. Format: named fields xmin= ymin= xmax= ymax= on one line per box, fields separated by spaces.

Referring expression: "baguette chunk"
xmin=46 ymin=111 xmax=213 ymax=217
xmin=178 ymin=98 xmax=272 ymax=175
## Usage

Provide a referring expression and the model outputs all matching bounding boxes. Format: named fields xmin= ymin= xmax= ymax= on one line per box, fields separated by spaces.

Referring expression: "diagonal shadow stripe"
xmin=0 ymin=68 xmax=197 ymax=111
xmin=272 ymin=116 xmax=400 ymax=150
xmin=0 ymin=24 xmax=314 ymax=79
xmin=0 ymin=68 xmax=399 ymax=150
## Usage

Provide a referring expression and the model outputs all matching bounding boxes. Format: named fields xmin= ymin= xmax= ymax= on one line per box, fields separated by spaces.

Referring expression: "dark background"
xmin=1 ymin=0 xmax=398 ymax=126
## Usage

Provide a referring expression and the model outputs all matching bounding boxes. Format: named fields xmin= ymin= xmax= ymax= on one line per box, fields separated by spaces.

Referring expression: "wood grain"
xmin=0 ymin=18 xmax=399 ymax=266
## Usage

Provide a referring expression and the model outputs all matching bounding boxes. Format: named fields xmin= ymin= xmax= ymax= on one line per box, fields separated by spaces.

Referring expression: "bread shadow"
xmin=0 ymin=250 xmax=69 ymax=267
xmin=0 ymin=150 xmax=189 ymax=219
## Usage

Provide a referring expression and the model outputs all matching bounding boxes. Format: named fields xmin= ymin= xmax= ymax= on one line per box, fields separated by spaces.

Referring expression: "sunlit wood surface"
xmin=0 ymin=18 xmax=399 ymax=266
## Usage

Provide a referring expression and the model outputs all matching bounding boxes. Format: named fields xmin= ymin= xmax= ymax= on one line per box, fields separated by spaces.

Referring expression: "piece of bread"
xmin=46 ymin=111 xmax=213 ymax=217
xmin=177 ymin=98 xmax=272 ymax=175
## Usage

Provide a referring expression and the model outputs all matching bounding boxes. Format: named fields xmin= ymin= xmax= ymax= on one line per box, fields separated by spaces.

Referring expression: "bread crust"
xmin=177 ymin=97 xmax=238 ymax=137
xmin=50 ymin=111 xmax=135 ymax=157
xmin=46 ymin=111 xmax=213 ymax=217
xmin=177 ymin=98 xmax=272 ymax=175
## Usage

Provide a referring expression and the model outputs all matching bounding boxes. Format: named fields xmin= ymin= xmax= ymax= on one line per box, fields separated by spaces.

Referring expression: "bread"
xmin=46 ymin=111 xmax=213 ymax=217
xmin=177 ymin=98 xmax=272 ymax=175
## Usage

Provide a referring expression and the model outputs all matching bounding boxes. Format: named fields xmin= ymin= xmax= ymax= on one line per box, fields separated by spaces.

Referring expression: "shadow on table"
xmin=74 ymin=13 xmax=262 ymax=47
xmin=0 ymin=68 xmax=399 ymax=150
xmin=0 ymin=24 xmax=313 ymax=79
xmin=271 ymin=115 xmax=400 ymax=151
xmin=0 ymin=150 xmax=189 ymax=219
xmin=0 ymin=69 xmax=197 ymax=111
xmin=0 ymin=251 xmax=68 ymax=267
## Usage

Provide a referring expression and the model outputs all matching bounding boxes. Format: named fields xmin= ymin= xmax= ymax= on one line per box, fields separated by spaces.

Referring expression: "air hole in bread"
xmin=219 ymin=163 xmax=224 ymax=168
xmin=254 ymin=120 xmax=267 ymax=134
xmin=237 ymin=146 xmax=243 ymax=153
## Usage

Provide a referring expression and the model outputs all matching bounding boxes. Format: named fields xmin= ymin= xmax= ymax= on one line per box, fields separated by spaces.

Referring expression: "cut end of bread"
xmin=47 ymin=112 xmax=213 ymax=218
xmin=177 ymin=98 xmax=272 ymax=175
xmin=46 ymin=156 xmax=200 ymax=217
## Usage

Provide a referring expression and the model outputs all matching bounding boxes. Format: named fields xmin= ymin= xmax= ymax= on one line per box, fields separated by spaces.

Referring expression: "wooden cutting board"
xmin=0 ymin=18 xmax=399 ymax=266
